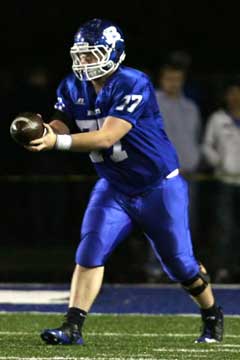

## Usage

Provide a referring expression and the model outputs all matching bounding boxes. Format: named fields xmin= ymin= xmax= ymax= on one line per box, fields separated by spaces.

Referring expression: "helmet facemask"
xmin=70 ymin=43 xmax=125 ymax=81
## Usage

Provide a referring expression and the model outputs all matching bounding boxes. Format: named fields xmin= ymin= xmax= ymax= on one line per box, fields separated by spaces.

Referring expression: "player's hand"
xmin=24 ymin=124 xmax=57 ymax=152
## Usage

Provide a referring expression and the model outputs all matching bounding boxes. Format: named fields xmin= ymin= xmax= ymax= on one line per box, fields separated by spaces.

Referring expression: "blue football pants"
xmin=75 ymin=175 xmax=199 ymax=282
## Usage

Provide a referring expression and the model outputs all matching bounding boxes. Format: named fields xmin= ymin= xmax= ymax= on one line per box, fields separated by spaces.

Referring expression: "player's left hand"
xmin=24 ymin=124 xmax=57 ymax=152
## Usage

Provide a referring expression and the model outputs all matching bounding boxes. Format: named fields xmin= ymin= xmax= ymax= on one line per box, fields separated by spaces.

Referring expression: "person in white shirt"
xmin=202 ymin=79 xmax=240 ymax=282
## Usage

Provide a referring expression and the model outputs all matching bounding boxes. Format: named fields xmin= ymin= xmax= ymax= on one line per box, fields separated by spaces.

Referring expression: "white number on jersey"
xmin=76 ymin=118 xmax=128 ymax=163
xmin=115 ymin=95 xmax=142 ymax=113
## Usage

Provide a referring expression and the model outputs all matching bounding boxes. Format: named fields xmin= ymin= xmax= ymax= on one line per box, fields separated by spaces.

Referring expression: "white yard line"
xmin=0 ymin=331 xmax=239 ymax=339
xmin=0 ymin=351 xmax=236 ymax=360
xmin=221 ymin=344 xmax=240 ymax=347
xmin=0 ymin=291 xmax=69 ymax=304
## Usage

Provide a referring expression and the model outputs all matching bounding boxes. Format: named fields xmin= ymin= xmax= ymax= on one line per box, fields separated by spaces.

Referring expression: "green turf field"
xmin=0 ymin=313 xmax=239 ymax=359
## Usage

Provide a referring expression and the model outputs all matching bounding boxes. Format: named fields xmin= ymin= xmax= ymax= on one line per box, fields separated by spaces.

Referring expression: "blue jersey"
xmin=54 ymin=66 xmax=179 ymax=195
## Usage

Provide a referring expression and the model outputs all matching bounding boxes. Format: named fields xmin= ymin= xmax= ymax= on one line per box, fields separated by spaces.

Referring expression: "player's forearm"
xmin=49 ymin=120 xmax=70 ymax=134
xmin=70 ymin=130 xmax=113 ymax=151
xmin=54 ymin=117 xmax=131 ymax=152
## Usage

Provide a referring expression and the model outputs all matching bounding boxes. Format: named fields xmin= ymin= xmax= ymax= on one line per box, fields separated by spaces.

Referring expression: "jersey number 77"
xmin=76 ymin=118 xmax=128 ymax=163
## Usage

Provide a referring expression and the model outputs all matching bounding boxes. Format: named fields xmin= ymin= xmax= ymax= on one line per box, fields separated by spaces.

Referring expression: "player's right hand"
xmin=24 ymin=124 xmax=57 ymax=152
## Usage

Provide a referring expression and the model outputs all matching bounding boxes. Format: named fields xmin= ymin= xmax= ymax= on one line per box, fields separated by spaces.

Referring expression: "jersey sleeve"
xmin=108 ymin=77 xmax=150 ymax=126
xmin=54 ymin=78 xmax=74 ymax=121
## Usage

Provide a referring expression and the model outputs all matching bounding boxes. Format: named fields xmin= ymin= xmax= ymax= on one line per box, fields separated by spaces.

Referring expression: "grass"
xmin=0 ymin=313 xmax=239 ymax=359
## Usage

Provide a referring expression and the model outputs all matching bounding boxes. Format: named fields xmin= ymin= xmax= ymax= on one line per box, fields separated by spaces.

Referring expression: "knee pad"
xmin=181 ymin=266 xmax=210 ymax=297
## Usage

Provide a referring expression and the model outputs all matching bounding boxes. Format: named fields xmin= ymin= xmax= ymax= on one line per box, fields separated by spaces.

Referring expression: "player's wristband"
xmin=55 ymin=134 xmax=72 ymax=151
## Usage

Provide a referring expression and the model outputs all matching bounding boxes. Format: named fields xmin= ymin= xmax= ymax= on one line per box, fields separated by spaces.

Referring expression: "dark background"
xmin=0 ymin=1 xmax=239 ymax=283
xmin=2 ymin=2 xmax=240 ymax=72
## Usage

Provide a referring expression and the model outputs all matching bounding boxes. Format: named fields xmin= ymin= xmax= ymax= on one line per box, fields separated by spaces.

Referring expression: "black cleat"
xmin=195 ymin=306 xmax=224 ymax=343
xmin=40 ymin=322 xmax=84 ymax=345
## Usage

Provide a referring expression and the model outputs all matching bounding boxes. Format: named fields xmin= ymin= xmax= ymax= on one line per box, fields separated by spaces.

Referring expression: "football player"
xmin=25 ymin=18 xmax=223 ymax=345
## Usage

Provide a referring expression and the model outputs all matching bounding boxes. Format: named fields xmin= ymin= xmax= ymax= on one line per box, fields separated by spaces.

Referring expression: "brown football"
xmin=10 ymin=112 xmax=45 ymax=146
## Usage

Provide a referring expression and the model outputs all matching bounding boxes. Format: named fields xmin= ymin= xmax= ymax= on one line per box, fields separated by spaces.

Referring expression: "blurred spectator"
xmin=156 ymin=62 xmax=202 ymax=173
xmin=202 ymin=79 xmax=240 ymax=282
xmin=161 ymin=51 xmax=204 ymax=110
xmin=144 ymin=59 xmax=202 ymax=282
